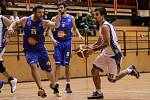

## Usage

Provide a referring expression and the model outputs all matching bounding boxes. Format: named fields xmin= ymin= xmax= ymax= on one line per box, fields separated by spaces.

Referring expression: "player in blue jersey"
xmin=51 ymin=2 xmax=84 ymax=93
xmin=0 ymin=15 xmax=17 ymax=93
xmin=8 ymin=5 xmax=61 ymax=98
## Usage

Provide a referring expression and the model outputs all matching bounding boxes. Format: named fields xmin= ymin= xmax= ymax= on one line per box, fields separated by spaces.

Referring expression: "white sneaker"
xmin=9 ymin=78 xmax=17 ymax=93
xmin=128 ymin=65 xmax=140 ymax=79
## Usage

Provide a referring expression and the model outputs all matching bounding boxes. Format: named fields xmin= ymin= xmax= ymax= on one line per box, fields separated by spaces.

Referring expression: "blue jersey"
xmin=52 ymin=15 xmax=73 ymax=42
xmin=23 ymin=16 xmax=45 ymax=51
xmin=0 ymin=15 xmax=7 ymax=49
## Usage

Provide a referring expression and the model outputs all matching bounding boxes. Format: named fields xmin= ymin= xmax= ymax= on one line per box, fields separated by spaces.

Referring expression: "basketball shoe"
xmin=65 ymin=83 xmax=72 ymax=93
xmin=128 ymin=64 xmax=140 ymax=79
xmin=50 ymin=84 xmax=62 ymax=97
xmin=9 ymin=78 xmax=17 ymax=93
xmin=87 ymin=91 xmax=104 ymax=99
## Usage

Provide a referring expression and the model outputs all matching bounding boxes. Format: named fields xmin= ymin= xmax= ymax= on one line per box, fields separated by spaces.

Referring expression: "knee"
xmin=30 ymin=67 xmax=36 ymax=73
xmin=91 ymin=65 xmax=99 ymax=77
xmin=0 ymin=62 xmax=6 ymax=73
xmin=65 ymin=65 xmax=70 ymax=69
xmin=42 ymin=63 xmax=52 ymax=72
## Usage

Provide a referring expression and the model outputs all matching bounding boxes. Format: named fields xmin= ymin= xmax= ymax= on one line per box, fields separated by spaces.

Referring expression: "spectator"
xmin=75 ymin=11 xmax=84 ymax=35
xmin=75 ymin=11 xmax=84 ymax=28
xmin=7 ymin=0 xmax=16 ymax=6
xmin=83 ymin=13 xmax=96 ymax=36
xmin=0 ymin=0 xmax=7 ymax=14
xmin=9 ymin=11 xmax=20 ymax=34
xmin=43 ymin=10 xmax=50 ymax=20
xmin=9 ymin=11 xmax=19 ymax=23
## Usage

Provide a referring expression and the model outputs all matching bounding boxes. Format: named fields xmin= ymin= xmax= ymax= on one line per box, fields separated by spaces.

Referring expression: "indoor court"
xmin=0 ymin=0 xmax=150 ymax=100
xmin=0 ymin=73 xmax=150 ymax=100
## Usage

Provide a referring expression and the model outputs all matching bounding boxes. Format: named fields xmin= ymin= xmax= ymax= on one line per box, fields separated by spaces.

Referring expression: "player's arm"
xmin=2 ymin=16 xmax=12 ymax=45
xmin=43 ymin=20 xmax=58 ymax=46
xmin=2 ymin=16 xmax=11 ymax=27
xmin=90 ymin=36 xmax=102 ymax=48
xmin=91 ymin=25 xmax=110 ymax=52
xmin=72 ymin=16 xmax=84 ymax=40
xmin=47 ymin=13 xmax=61 ymax=28
xmin=8 ymin=17 xmax=27 ymax=32
xmin=50 ymin=16 xmax=56 ymax=31
xmin=49 ymin=28 xmax=59 ymax=46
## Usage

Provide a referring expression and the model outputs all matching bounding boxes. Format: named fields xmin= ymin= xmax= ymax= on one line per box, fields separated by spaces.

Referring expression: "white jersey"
xmin=0 ymin=15 xmax=5 ymax=48
xmin=99 ymin=21 xmax=121 ymax=57
xmin=9 ymin=16 xmax=20 ymax=23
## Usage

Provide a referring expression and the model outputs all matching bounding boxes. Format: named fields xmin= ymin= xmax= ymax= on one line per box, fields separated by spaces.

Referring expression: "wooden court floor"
xmin=0 ymin=73 xmax=150 ymax=100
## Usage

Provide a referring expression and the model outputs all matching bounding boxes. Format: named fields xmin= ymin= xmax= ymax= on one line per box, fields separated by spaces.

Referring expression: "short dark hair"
xmin=57 ymin=1 xmax=67 ymax=8
xmin=33 ymin=5 xmax=44 ymax=12
xmin=95 ymin=7 xmax=107 ymax=16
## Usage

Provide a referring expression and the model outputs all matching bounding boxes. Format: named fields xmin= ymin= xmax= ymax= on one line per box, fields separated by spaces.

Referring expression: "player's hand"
xmin=85 ymin=48 xmax=94 ymax=56
xmin=79 ymin=35 xmax=84 ymax=42
xmin=52 ymin=39 xmax=59 ymax=46
xmin=58 ymin=11 xmax=62 ymax=16
xmin=7 ymin=28 xmax=15 ymax=36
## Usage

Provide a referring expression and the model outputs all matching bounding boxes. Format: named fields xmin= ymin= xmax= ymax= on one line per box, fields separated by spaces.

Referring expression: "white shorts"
xmin=93 ymin=53 xmax=122 ymax=81
xmin=0 ymin=48 xmax=5 ymax=61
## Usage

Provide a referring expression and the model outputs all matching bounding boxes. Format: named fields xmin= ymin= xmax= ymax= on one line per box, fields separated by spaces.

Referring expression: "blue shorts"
xmin=25 ymin=50 xmax=52 ymax=72
xmin=54 ymin=40 xmax=72 ymax=66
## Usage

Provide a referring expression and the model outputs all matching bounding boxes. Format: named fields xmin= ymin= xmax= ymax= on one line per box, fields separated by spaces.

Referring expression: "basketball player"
xmin=8 ymin=5 xmax=61 ymax=98
xmin=51 ymin=2 xmax=83 ymax=93
xmin=0 ymin=80 xmax=3 ymax=92
xmin=0 ymin=15 xmax=17 ymax=93
xmin=86 ymin=7 xmax=140 ymax=99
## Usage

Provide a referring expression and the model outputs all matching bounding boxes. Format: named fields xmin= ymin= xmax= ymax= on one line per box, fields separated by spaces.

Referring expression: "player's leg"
xmin=87 ymin=55 xmax=106 ymax=99
xmin=54 ymin=44 xmax=62 ymax=90
xmin=55 ymin=64 xmax=60 ymax=87
xmin=25 ymin=51 xmax=46 ymax=98
xmin=39 ymin=50 xmax=61 ymax=97
xmin=30 ymin=64 xmax=43 ymax=90
xmin=91 ymin=65 xmax=102 ymax=91
xmin=107 ymin=52 xmax=126 ymax=82
xmin=64 ymin=40 xmax=72 ymax=93
xmin=0 ymin=80 xmax=3 ymax=93
xmin=107 ymin=52 xmax=140 ymax=82
xmin=0 ymin=65 xmax=17 ymax=93
xmin=87 ymin=65 xmax=104 ymax=99
xmin=117 ymin=64 xmax=140 ymax=80
xmin=65 ymin=64 xmax=72 ymax=93
xmin=30 ymin=64 xmax=47 ymax=98
xmin=0 ymin=48 xmax=17 ymax=93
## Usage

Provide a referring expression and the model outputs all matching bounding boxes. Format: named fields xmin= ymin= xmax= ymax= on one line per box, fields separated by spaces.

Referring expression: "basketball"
xmin=75 ymin=44 xmax=91 ymax=58
xmin=38 ymin=89 xmax=47 ymax=98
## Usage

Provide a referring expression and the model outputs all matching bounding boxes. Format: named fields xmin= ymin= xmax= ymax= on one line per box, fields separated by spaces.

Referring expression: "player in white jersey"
xmin=0 ymin=15 xmax=17 ymax=93
xmin=86 ymin=7 xmax=140 ymax=99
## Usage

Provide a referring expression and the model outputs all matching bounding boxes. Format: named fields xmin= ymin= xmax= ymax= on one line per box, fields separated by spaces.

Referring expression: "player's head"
xmin=32 ymin=5 xmax=44 ymax=19
xmin=57 ymin=1 xmax=68 ymax=15
xmin=94 ymin=7 xmax=107 ymax=22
